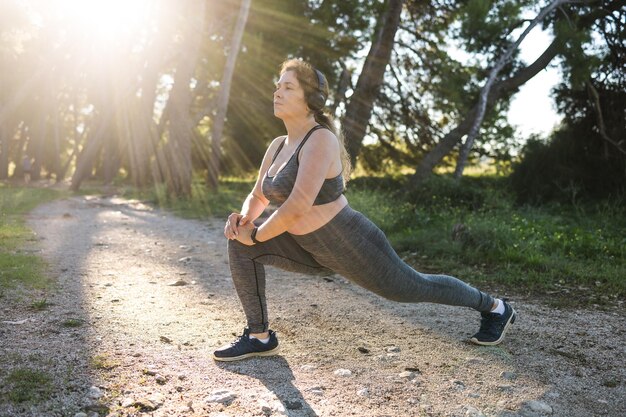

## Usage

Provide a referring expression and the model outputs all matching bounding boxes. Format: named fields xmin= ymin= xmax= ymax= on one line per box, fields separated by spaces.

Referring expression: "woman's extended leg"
xmin=293 ymin=206 xmax=494 ymax=312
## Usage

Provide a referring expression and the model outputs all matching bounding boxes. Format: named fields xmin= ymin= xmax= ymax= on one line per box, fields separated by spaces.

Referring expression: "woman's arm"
xmin=250 ymin=129 xmax=339 ymax=243
xmin=225 ymin=137 xmax=283 ymax=239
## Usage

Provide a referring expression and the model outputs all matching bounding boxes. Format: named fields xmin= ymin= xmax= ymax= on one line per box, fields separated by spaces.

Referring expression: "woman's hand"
xmin=224 ymin=212 xmax=254 ymax=240
xmin=234 ymin=222 xmax=256 ymax=246
xmin=224 ymin=213 xmax=247 ymax=239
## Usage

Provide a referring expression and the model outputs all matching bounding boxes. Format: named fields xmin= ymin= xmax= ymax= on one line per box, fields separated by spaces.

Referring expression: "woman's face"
xmin=273 ymin=70 xmax=309 ymax=120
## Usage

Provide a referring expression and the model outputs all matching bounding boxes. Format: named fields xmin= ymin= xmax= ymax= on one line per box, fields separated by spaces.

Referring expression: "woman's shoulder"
xmin=305 ymin=126 xmax=338 ymax=149
xmin=264 ymin=135 xmax=287 ymax=154
xmin=269 ymin=135 xmax=287 ymax=148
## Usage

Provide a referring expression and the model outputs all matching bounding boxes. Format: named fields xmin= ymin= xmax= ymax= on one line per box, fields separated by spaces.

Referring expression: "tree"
xmin=207 ymin=0 xmax=252 ymax=191
xmin=410 ymin=0 xmax=624 ymax=184
xmin=453 ymin=0 xmax=570 ymax=179
xmin=342 ymin=0 xmax=404 ymax=168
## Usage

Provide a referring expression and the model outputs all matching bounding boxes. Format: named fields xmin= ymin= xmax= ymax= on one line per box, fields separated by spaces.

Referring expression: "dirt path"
xmin=0 ymin=195 xmax=624 ymax=417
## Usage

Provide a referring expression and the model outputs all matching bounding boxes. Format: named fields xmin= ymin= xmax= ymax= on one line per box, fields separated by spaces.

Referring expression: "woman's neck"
xmin=283 ymin=116 xmax=318 ymax=144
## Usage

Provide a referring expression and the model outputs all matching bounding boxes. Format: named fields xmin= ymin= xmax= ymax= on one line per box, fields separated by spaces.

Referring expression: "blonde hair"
xmin=280 ymin=58 xmax=352 ymax=184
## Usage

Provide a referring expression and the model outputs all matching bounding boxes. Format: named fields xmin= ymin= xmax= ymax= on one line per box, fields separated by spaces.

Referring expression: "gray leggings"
xmin=228 ymin=205 xmax=494 ymax=333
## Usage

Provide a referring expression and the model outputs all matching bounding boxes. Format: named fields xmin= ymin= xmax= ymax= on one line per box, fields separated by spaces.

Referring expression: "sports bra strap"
xmin=294 ymin=125 xmax=325 ymax=156
xmin=270 ymin=125 xmax=326 ymax=164
xmin=270 ymin=138 xmax=286 ymax=164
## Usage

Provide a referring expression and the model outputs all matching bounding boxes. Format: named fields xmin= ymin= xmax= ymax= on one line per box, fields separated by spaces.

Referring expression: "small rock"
xmin=468 ymin=393 xmax=480 ymax=398
xmin=205 ymin=389 xmax=236 ymax=404
xmin=524 ymin=400 xmax=553 ymax=414
xmin=498 ymin=384 xmax=513 ymax=392
xmin=155 ymin=374 xmax=167 ymax=384
xmin=357 ymin=388 xmax=370 ymax=397
xmin=175 ymin=386 xmax=184 ymax=392
xmin=178 ymin=374 xmax=187 ymax=380
xmin=259 ymin=399 xmax=272 ymax=415
xmin=309 ymin=388 xmax=324 ymax=396
xmin=74 ymin=413 xmax=88 ymax=417
xmin=88 ymin=386 xmax=103 ymax=399
xmin=133 ymin=398 xmax=158 ymax=411
xmin=500 ymin=371 xmax=517 ymax=380
xmin=148 ymin=393 xmax=166 ymax=407
xmin=465 ymin=405 xmax=486 ymax=417
xmin=399 ymin=371 xmax=415 ymax=380
xmin=121 ymin=398 xmax=135 ymax=407
xmin=357 ymin=346 xmax=370 ymax=354
xmin=178 ymin=256 xmax=191 ymax=262
xmin=160 ymin=335 xmax=173 ymax=343
xmin=334 ymin=368 xmax=352 ymax=377
xmin=452 ymin=380 xmax=466 ymax=390
xmin=144 ymin=367 xmax=158 ymax=376
xmin=385 ymin=346 xmax=400 ymax=353
xmin=300 ymin=364 xmax=316 ymax=372
xmin=168 ymin=280 xmax=188 ymax=286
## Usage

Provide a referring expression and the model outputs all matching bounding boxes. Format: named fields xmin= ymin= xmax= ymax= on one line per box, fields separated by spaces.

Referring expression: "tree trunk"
xmin=342 ymin=0 xmax=404 ymax=167
xmin=0 ymin=124 xmax=9 ymax=180
xmin=207 ymin=0 xmax=252 ymax=191
xmin=126 ymin=29 xmax=163 ymax=188
xmin=102 ymin=129 xmax=120 ymax=184
xmin=161 ymin=0 xmax=204 ymax=197
xmin=30 ymin=112 xmax=47 ymax=181
xmin=453 ymin=0 xmax=568 ymax=179
xmin=70 ymin=110 xmax=111 ymax=191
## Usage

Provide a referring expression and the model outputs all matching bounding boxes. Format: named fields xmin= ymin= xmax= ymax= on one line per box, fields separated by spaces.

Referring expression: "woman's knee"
xmin=227 ymin=238 xmax=251 ymax=258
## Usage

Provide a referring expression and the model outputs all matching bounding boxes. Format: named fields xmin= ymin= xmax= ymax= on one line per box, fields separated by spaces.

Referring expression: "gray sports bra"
xmin=262 ymin=125 xmax=345 ymax=206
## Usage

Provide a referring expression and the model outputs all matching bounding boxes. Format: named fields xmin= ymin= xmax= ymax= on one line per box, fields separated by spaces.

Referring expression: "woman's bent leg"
xmin=228 ymin=233 xmax=329 ymax=333
xmin=293 ymin=207 xmax=494 ymax=312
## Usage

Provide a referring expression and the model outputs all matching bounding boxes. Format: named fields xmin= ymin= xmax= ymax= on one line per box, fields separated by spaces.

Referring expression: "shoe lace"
xmin=235 ymin=328 xmax=256 ymax=346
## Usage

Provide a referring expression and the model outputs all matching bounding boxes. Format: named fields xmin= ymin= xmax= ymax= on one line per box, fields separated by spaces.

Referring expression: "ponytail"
xmin=315 ymin=110 xmax=352 ymax=185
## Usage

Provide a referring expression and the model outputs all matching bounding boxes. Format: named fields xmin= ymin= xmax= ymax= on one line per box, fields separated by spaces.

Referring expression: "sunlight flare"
xmin=56 ymin=0 xmax=153 ymax=43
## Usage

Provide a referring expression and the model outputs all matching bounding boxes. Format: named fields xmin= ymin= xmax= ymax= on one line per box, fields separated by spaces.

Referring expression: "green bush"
xmin=510 ymin=124 xmax=625 ymax=205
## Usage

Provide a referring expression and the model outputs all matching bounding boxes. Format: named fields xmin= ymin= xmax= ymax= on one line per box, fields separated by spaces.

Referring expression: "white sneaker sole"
xmin=212 ymin=346 xmax=280 ymax=362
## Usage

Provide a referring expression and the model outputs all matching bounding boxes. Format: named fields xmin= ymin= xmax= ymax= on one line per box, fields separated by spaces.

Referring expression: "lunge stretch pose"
xmin=213 ymin=59 xmax=516 ymax=361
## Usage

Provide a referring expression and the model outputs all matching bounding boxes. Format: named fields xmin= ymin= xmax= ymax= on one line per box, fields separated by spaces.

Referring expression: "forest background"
xmin=1 ymin=0 xmax=624 ymax=303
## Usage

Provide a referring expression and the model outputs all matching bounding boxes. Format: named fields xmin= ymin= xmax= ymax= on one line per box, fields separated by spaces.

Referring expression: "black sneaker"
xmin=470 ymin=299 xmax=516 ymax=346
xmin=213 ymin=328 xmax=279 ymax=362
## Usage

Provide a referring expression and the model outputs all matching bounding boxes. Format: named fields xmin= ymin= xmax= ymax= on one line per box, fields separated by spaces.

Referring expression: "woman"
xmin=214 ymin=59 xmax=516 ymax=362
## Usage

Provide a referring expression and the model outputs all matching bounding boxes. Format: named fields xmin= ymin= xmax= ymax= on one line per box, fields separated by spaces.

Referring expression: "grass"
xmin=91 ymin=354 xmax=119 ymax=370
xmin=61 ymin=318 xmax=84 ymax=328
xmin=30 ymin=298 xmax=51 ymax=311
xmin=0 ymin=185 xmax=68 ymax=290
xmin=121 ymin=177 xmax=254 ymax=220
xmin=4 ymin=368 xmax=53 ymax=403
